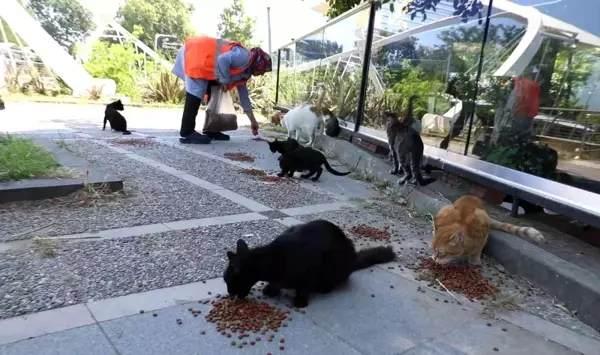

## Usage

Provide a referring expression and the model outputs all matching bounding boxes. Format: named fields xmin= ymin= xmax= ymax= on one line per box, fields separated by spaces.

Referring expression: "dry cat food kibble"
xmin=224 ymin=152 xmax=255 ymax=162
xmin=240 ymin=169 xmax=267 ymax=176
xmin=419 ymin=258 xmax=499 ymax=300
xmin=258 ymin=176 xmax=286 ymax=183
xmin=111 ymin=138 xmax=155 ymax=148
xmin=349 ymin=225 xmax=391 ymax=241
xmin=205 ymin=298 xmax=290 ymax=349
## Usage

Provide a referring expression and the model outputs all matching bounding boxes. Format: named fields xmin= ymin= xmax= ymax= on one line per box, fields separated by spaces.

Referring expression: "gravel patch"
xmin=0 ymin=219 xmax=286 ymax=319
xmin=114 ymin=141 xmax=336 ymax=209
xmin=0 ymin=140 xmax=248 ymax=241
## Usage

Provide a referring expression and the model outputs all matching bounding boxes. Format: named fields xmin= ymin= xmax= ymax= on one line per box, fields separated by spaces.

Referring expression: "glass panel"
xmin=275 ymin=31 xmax=325 ymax=108
xmin=476 ymin=0 xmax=600 ymax=193
xmin=274 ymin=7 xmax=370 ymax=124
xmin=318 ymin=7 xmax=370 ymax=124
xmin=359 ymin=0 xmax=485 ymax=155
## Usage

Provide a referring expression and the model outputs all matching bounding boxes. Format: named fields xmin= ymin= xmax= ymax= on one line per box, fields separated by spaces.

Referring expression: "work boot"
xmin=203 ymin=131 xmax=230 ymax=141
xmin=179 ymin=132 xmax=211 ymax=144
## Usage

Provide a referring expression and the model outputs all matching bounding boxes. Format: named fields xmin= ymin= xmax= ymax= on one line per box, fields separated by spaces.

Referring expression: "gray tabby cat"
xmin=385 ymin=95 xmax=435 ymax=186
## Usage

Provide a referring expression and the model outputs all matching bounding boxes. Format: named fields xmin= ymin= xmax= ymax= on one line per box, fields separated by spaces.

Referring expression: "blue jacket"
xmin=172 ymin=44 xmax=253 ymax=112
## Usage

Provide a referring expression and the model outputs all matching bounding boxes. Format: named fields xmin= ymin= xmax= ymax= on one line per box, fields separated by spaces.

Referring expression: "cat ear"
xmin=236 ymin=239 xmax=249 ymax=255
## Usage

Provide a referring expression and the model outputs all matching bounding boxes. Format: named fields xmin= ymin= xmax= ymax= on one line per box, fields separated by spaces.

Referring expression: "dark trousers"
xmin=180 ymin=92 xmax=202 ymax=137
xmin=179 ymin=81 xmax=219 ymax=137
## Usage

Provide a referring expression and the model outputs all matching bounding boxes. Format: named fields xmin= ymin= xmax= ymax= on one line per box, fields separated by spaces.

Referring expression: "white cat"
xmin=273 ymin=84 xmax=332 ymax=148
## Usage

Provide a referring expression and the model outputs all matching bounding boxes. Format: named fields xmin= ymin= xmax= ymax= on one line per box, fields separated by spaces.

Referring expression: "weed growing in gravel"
xmin=31 ymin=237 xmax=59 ymax=258
xmin=0 ymin=134 xmax=70 ymax=181
xmin=76 ymin=182 xmax=126 ymax=206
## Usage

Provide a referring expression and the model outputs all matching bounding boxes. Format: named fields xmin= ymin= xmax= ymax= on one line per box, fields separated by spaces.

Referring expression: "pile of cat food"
xmin=349 ymin=224 xmax=391 ymax=241
xmin=111 ymin=138 xmax=155 ymax=148
xmin=224 ymin=152 xmax=255 ymax=162
xmin=419 ymin=258 xmax=499 ymax=301
xmin=205 ymin=297 xmax=291 ymax=350
xmin=240 ymin=169 xmax=267 ymax=176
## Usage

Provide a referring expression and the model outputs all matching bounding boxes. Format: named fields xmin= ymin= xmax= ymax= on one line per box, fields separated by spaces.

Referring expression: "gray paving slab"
xmin=301 ymin=267 xmax=479 ymax=355
xmin=0 ymin=324 xmax=117 ymax=355
xmin=100 ymin=301 xmax=363 ymax=355
xmin=408 ymin=320 xmax=579 ymax=355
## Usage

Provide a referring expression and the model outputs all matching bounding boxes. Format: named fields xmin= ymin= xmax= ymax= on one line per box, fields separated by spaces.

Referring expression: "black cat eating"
xmin=224 ymin=219 xmax=395 ymax=307
xmin=277 ymin=146 xmax=350 ymax=181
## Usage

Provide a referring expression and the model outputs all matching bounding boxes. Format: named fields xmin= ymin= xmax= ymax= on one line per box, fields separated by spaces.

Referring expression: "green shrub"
xmin=143 ymin=71 xmax=185 ymax=104
xmin=83 ymin=41 xmax=145 ymax=100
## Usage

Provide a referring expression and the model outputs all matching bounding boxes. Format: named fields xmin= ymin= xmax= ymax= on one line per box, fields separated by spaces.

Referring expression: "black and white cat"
xmin=224 ymin=219 xmax=395 ymax=307
xmin=279 ymin=84 xmax=332 ymax=147
xmin=103 ymin=100 xmax=131 ymax=135
xmin=386 ymin=95 xmax=435 ymax=186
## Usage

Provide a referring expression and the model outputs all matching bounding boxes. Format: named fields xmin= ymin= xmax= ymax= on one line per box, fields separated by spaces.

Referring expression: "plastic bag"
xmin=203 ymin=85 xmax=238 ymax=132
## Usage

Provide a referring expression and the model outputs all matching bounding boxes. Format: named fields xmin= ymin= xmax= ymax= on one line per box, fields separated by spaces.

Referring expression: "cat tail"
xmin=322 ymin=159 xmax=351 ymax=176
xmin=490 ymin=219 xmax=545 ymax=243
xmin=354 ymin=246 xmax=396 ymax=271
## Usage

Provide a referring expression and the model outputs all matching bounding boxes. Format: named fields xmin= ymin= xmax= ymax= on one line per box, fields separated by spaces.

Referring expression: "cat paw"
xmin=468 ymin=256 xmax=482 ymax=266
xmin=262 ymin=284 xmax=281 ymax=297
xmin=310 ymin=177 xmax=319 ymax=182
xmin=277 ymin=172 xmax=285 ymax=177
xmin=389 ymin=169 xmax=399 ymax=175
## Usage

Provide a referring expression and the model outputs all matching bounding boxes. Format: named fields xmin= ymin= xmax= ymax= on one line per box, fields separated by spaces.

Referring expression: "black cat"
xmin=278 ymin=146 xmax=350 ymax=181
xmin=268 ymin=138 xmax=300 ymax=159
xmin=324 ymin=113 xmax=341 ymax=137
xmin=224 ymin=219 xmax=395 ymax=307
xmin=103 ymin=100 xmax=131 ymax=135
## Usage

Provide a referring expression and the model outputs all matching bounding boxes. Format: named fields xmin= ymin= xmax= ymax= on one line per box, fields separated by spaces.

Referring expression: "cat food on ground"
xmin=112 ymin=138 xmax=154 ymax=148
xmin=205 ymin=298 xmax=290 ymax=348
xmin=419 ymin=258 xmax=499 ymax=300
xmin=349 ymin=225 xmax=391 ymax=241
xmin=258 ymin=176 xmax=286 ymax=183
xmin=224 ymin=152 xmax=255 ymax=162
xmin=240 ymin=169 xmax=267 ymax=176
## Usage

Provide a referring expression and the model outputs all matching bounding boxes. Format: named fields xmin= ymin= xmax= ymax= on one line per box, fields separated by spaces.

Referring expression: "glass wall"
xmin=474 ymin=0 xmax=600 ymax=192
xmin=358 ymin=0 xmax=486 ymax=155
xmin=275 ymin=4 xmax=371 ymax=124
xmin=274 ymin=0 xmax=600 ymax=192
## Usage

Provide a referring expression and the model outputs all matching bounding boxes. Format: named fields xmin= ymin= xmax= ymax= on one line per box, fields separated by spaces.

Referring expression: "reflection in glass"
xmin=275 ymin=7 xmax=370 ymax=123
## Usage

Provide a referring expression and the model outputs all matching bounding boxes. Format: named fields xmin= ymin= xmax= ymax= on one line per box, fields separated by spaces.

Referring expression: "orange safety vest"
xmin=184 ymin=36 xmax=250 ymax=90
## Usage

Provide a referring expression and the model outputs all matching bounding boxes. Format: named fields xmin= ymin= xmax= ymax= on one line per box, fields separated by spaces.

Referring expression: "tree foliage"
xmin=26 ymin=0 xmax=95 ymax=49
xmin=320 ymin=0 xmax=483 ymax=21
xmin=296 ymin=39 xmax=343 ymax=60
xmin=217 ymin=0 xmax=259 ymax=48
xmin=118 ymin=0 xmax=195 ymax=49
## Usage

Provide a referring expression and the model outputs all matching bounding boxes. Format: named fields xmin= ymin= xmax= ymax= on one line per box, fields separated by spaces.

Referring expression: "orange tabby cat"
xmin=431 ymin=195 xmax=544 ymax=266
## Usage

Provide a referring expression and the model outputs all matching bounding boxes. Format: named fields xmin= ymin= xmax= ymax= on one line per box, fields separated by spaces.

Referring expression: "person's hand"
xmin=250 ymin=120 xmax=259 ymax=136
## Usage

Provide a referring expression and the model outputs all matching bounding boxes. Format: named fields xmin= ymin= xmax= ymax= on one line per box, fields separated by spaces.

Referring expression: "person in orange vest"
xmin=172 ymin=36 xmax=272 ymax=144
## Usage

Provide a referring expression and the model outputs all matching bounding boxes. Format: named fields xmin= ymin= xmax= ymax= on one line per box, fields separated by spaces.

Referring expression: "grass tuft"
xmin=0 ymin=134 xmax=64 ymax=181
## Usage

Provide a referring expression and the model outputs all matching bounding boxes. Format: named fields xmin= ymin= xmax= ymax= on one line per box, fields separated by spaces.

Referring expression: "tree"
xmin=217 ymin=0 xmax=259 ymax=48
xmin=118 ymin=0 xmax=195 ymax=49
xmin=27 ymin=0 xmax=95 ymax=49
xmin=320 ymin=0 xmax=483 ymax=21
xmin=296 ymin=39 xmax=343 ymax=60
